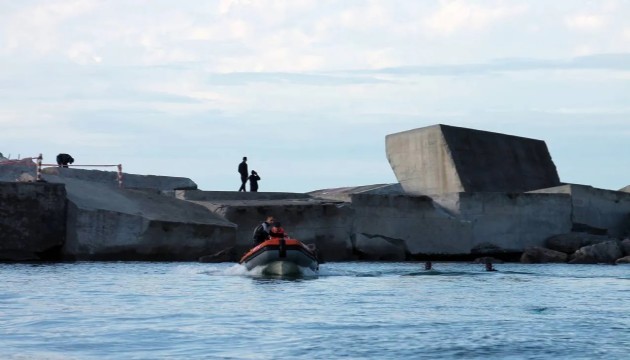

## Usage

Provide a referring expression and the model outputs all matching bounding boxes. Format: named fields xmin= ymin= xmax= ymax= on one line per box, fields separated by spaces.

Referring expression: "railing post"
xmin=117 ymin=164 xmax=123 ymax=188
xmin=36 ymin=154 xmax=43 ymax=182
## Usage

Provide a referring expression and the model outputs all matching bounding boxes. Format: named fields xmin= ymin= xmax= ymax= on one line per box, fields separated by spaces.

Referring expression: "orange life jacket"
xmin=270 ymin=226 xmax=285 ymax=238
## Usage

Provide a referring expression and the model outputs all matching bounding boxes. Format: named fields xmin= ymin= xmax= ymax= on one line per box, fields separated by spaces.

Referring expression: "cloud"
xmin=348 ymin=53 xmax=630 ymax=76
xmin=424 ymin=0 xmax=528 ymax=35
xmin=565 ymin=14 xmax=607 ymax=31
xmin=2 ymin=0 xmax=99 ymax=54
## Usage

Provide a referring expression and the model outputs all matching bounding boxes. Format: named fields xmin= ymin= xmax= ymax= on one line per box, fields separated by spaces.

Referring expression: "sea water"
xmin=1 ymin=262 xmax=628 ymax=359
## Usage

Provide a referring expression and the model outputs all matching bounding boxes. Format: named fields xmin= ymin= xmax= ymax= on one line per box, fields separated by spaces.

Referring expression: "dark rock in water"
xmin=615 ymin=255 xmax=630 ymax=264
xmin=199 ymin=247 xmax=238 ymax=263
xmin=569 ymin=240 xmax=623 ymax=264
xmin=520 ymin=247 xmax=568 ymax=263
xmin=545 ymin=233 xmax=614 ymax=254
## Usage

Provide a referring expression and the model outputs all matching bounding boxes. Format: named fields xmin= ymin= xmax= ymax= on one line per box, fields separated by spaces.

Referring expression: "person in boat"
xmin=269 ymin=222 xmax=286 ymax=238
xmin=248 ymin=170 xmax=260 ymax=192
xmin=252 ymin=216 xmax=275 ymax=245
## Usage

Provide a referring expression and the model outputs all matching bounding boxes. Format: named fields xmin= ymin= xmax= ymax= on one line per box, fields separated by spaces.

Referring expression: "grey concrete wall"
xmin=433 ymin=192 xmax=573 ymax=252
xmin=532 ymin=184 xmax=630 ymax=237
xmin=386 ymin=124 xmax=561 ymax=195
xmin=0 ymin=182 xmax=67 ymax=260
xmin=352 ymin=194 xmax=470 ymax=258
xmin=42 ymin=167 xmax=197 ymax=191
xmin=173 ymin=190 xmax=311 ymax=201
xmin=43 ymin=175 xmax=236 ymax=261
xmin=193 ymin=198 xmax=354 ymax=261
xmin=352 ymin=192 xmax=572 ymax=258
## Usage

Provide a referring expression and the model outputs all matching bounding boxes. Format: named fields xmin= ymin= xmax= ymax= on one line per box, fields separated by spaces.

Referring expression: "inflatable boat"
xmin=239 ymin=238 xmax=319 ymax=276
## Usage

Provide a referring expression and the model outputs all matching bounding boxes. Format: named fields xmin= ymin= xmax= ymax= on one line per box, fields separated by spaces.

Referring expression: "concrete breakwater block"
xmin=531 ymin=184 xmax=630 ymax=237
xmin=189 ymin=196 xmax=354 ymax=261
xmin=42 ymin=167 xmax=197 ymax=191
xmin=0 ymin=182 xmax=67 ymax=261
xmin=43 ymin=175 xmax=236 ymax=261
xmin=386 ymin=124 xmax=561 ymax=195
xmin=352 ymin=192 xmax=572 ymax=259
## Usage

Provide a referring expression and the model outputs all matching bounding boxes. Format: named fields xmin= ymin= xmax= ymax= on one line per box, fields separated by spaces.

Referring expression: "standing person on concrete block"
xmin=238 ymin=156 xmax=248 ymax=192
xmin=56 ymin=153 xmax=74 ymax=168
xmin=252 ymin=216 xmax=275 ymax=245
xmin=248 ymin=170 xmax=260 ymax=192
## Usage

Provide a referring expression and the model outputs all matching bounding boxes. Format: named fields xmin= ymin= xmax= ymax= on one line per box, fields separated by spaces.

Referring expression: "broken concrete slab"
xmin=352 ymin=191 xmax=572 ymax=258
xmin=42 ymin=167 xmax=197 ymax=191
xmin=531 ymin=184 xmax=630 ymax=237
xmin=43 ymin=175 xmax=235 ymax=261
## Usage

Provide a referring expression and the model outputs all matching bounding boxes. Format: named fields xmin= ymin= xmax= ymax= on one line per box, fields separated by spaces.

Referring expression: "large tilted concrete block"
xmin=531 ymin=184 xmax=630 ymax=237
xmin=43 ymin=176 xmax=235 ymax=261
xmin=42 ymin=167 xmax=197 ymax=191
xmin=0 ymin=182 xmax=66 ymax=261
xmin=352 ymin=192 xmax=572 ymax=258
xmin=192 ymin=197 xmax=354 ymax=261
xmin=386 ymin=124 xmax=561 ymax=195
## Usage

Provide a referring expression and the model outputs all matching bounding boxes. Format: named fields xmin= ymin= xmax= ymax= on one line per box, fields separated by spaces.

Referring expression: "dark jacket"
xmin=248 ymin=173 xmax=260 ymax=191
xmin=238 ymin=161 xmax=248 ymax=177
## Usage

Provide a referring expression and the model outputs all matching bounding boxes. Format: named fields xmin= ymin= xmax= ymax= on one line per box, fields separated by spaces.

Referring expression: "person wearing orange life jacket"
xmin=269 ymin=222 xmax=286 ymax=239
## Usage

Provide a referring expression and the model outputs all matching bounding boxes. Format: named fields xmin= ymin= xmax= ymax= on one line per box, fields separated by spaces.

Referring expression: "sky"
xmin=1 ymin=0 xmax=629 ymax=192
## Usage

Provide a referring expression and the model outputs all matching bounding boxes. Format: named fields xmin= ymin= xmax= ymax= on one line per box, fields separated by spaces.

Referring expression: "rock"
xmin=199 ymin=247 xmax=238 ymax=263
xmin=545 ymin=233 xmax=614 ymax=254
xmin=16 ymin=173 xmax=36 ymax=182
xmin=620 ymin=239 xmax=630 ymax=256
xmin=569 ymin=240 xmax=624 ymax=264
xmin=615 ymin=256 xmax=630 ymax=264
xmin=520 ymin=247 xmax=568 ymax=263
